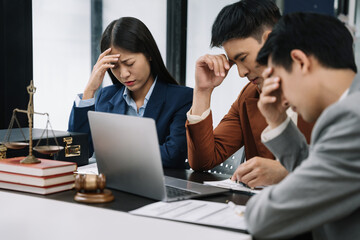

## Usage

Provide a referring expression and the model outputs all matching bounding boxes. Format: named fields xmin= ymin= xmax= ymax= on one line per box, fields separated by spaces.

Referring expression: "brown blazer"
xmin=186 ymin=82 xmax=314 ymax=171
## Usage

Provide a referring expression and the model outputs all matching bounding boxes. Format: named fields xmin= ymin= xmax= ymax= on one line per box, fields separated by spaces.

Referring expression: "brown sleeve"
xmin=186 ymin=97 xmax=243 ymax=171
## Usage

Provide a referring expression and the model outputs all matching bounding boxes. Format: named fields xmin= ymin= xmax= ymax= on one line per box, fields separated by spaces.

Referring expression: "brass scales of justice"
xmin=1 ymin=80 xmax=64 ymax=164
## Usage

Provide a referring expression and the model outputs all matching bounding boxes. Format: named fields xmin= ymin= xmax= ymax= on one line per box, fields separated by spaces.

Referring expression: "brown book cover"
xmin=0 ymin=157 xmax=77 ymax=176
xmin=0 ymin=171 xmax=75 ymax=187
xmin=0 ymin=180 xmax=74 ymax=195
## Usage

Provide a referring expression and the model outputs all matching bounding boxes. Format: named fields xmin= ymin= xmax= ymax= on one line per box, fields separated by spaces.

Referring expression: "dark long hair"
xmin=100 ymin=17 xmax=178 ymax=85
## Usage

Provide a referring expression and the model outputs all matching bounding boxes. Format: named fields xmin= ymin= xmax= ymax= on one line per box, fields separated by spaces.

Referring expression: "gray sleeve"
xmin=245 ymin=107 xmax=360 ymax=239
xmin=263 ymin=120 xmax=309 ymax=171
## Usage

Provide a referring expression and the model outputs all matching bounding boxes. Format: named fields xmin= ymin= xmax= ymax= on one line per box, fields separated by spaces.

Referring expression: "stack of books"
xmin=0 ymin=156 xmax=77 ymax=195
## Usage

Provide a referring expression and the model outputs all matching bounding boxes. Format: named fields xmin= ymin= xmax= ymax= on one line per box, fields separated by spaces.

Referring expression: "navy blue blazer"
xmin=68 ymin=80 xmax=193 ymax=169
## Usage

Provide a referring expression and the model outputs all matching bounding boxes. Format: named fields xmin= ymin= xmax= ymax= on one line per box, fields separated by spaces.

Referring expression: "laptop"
xmin=88 ymin=111 xmax=228 ymax=202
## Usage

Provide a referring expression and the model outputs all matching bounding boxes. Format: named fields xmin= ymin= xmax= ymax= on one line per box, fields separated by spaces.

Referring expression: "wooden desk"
xmin=0 ymin=170 xmax=252 ymax=240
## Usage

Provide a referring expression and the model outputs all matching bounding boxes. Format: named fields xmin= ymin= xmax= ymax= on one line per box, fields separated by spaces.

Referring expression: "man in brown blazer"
xmin=186 ymin=0 xmax=314 ymax=187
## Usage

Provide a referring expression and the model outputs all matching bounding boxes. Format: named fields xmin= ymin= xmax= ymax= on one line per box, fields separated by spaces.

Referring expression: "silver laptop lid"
xmin=88 ymin=111 xmax=166 ymax=200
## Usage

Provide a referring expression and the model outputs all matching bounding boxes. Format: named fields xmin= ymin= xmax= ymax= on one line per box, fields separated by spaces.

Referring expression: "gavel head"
xmin=75 ymin=173 xmax=106 ymax=192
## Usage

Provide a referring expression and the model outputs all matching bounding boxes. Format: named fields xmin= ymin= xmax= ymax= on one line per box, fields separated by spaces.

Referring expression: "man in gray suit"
xmin=244 ymin=12 xmax=360 ymax=239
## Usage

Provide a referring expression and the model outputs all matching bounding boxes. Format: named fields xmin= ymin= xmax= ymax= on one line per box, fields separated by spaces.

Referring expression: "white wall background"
xmin=32 ymin=0 xmax=91 ymax=131
xmin=186 ymin=0 xmax=248 ymax=127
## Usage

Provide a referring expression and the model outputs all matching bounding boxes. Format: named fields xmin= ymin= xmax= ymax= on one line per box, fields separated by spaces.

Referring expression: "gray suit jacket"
xmin=245 ymin=75 xmax=360 ymax=240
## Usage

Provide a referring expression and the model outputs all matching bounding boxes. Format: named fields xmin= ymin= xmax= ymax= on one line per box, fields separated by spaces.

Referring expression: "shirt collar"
xmin=339 ymin=88 xmax=349 ymax=102
xmin=122 ymin=76 xmax=158 ymax=106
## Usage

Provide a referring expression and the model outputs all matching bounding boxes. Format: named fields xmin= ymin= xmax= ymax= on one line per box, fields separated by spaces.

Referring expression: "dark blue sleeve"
xmin=67 ymin=93 xmax=104 ymax=157
xmin=159 ymin=88 xmax=193 ymax=169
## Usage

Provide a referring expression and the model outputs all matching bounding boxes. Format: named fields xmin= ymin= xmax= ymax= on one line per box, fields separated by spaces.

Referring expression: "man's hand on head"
xmin=192 ymin=54 xmax=232 ymax=116
xmin=195 ymin=54 xmax=231 ymax=92
xmin=258 ymin=67 xmax=288 ymax=129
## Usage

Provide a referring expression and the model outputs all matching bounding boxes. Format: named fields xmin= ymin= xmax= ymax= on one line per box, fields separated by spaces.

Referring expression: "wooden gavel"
xmin=75 ymin=173 xmax=106 ymax=192
xmin=74 ymin=173 xmax=114 ymax=203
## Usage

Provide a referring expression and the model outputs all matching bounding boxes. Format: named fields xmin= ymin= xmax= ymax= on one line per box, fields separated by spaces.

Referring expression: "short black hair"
xmin=257 ymin=12 xmax=357 ymax=73
xmin=211 ymin=0 xmax=281 ymax=47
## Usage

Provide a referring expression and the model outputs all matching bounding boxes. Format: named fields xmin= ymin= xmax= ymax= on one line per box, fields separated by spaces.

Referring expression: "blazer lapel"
xmin=144 ymin=80 xmax=166 ymax=120
xmin=108 ymin=87 xmax=127 ymax=114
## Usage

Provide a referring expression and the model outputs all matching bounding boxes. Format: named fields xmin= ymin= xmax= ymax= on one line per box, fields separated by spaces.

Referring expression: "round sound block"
xmin=74 ymin=189 xmax=114 ymax=203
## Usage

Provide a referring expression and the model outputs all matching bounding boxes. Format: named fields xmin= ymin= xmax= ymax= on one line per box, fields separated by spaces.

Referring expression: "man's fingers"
xmin=213 ymin=56 xmax=226 ymax=77
xmin=261 ymin=77 xmax=280 ymax=95
xmin=259 ymin=95 xmax=277 ymax=104
xmin=262 ymin=67 xmax=273 ymax=78
xmin=219 ymin=54 xmax=231 ymax=71
xmin=232 ymin=163 xmax=252 ymax=182
xmin=198 ymin=54 xmax=230 ymax=77
xmin=240 ymin=170 xmax=258 ymax=186
xmin=200 ymin=55 xmax=215 ymax=71
xmin=247 ymin=178 xmax=261 ymax=188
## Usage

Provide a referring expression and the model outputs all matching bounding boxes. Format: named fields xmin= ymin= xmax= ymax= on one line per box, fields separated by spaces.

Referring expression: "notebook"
xmin=88 ymin=111 xmax=228 ymax=202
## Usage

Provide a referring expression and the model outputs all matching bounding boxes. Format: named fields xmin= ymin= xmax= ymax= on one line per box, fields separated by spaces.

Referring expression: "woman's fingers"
xmin=97 ymin=48 xmax=112 ymax=61
xmin=98 ymin=55 xmax=120 ymax=65
xmin=96 ymin=48 xmax=120 ymax=67
xmin=93 ymin=55 xmax=119 ymax=72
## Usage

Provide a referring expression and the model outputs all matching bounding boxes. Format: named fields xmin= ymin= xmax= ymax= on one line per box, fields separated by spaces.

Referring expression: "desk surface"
xmin=0 ymin=169 xmax=252 ymax=240
xmin=26 ymin=169 xmax=252 ymax=212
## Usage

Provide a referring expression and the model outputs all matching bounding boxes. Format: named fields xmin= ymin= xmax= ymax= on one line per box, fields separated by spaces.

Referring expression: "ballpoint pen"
xmin=230 ymin=177 xmax=253 ymax=189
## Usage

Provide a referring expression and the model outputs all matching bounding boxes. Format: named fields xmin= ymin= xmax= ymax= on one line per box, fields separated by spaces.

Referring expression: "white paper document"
xmin=75 ymin=163 xmax=98 ymax=175
xmin=203 ymin=179 xmax=262 ymax=194
xmin=130 ymin=199 xmax=247 ymax=231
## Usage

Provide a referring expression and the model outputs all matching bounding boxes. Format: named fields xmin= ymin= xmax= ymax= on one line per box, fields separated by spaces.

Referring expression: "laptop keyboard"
xmin=165 ymin=185 xmax=199 ymax=198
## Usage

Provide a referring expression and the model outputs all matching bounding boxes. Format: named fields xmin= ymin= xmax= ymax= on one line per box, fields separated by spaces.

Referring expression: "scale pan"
xmin=33 ymin=145 xmax=64 ymax=154
xmin=3 ymin=142 xmax=29 ymax=149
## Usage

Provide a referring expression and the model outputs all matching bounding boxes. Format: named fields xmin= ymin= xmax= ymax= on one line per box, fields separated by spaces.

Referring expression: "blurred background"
xmin=1 ymin=0 xmax=359 ymax=131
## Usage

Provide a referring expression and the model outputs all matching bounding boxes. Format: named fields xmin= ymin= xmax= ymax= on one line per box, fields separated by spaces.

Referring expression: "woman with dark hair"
xmin=68 ymin=17 xmax=193 ymax=169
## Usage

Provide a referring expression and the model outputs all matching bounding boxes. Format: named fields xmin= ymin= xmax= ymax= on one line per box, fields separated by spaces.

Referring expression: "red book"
xmin=0 ymin=180 xmax=74 ymax=195
xmin=0 ymin=157 xmax=77 ymax=176
xmin=0 ymin=171 xmax=75 ymax=187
